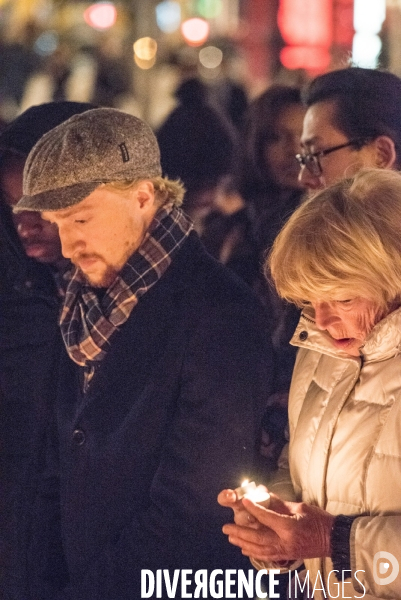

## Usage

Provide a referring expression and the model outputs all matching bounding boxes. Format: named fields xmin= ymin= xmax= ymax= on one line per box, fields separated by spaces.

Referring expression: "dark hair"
xmin=0 ymin=101 xmax=97 ymax=157
xmin=238 ymin=85 xmax=302 ymax=202
xmin=157 ymin=78 xmax=238 ymax=199
xmin=303 ymin=67 xmax=401 ymax=166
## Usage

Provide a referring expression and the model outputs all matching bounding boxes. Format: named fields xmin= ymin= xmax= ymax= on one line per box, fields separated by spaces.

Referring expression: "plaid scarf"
xmin=60 ymin=204 xmax=193 ymax=384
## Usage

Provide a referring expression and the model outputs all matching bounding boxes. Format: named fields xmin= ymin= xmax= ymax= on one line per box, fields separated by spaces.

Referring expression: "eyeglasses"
xmin=296 ymin=139 xmax=370 ymax=177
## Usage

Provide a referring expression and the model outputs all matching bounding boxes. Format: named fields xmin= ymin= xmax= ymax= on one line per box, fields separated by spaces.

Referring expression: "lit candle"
xmin=235 ymin=479 xmax=270 ymax=506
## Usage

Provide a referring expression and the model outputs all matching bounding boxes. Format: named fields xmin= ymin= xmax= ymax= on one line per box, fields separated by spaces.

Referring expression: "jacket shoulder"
xmin=173 ymin=232 xmax=267 ymax=310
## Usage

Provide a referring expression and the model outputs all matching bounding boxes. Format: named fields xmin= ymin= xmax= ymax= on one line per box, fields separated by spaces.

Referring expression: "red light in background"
xmin=181 ymin=18 xmax=210 ymax=47
xmin=84 ymin=3 xmax=117 ymax=30
xmin=278 ymin=0 xmax=333 ymax=73
xmin=278 ymin=0 xmax=333 ymax=47
xmin=333 ymin=0 xmax=354 ymax=46
xmin=280 ymin=46 xmax=332 ymax=71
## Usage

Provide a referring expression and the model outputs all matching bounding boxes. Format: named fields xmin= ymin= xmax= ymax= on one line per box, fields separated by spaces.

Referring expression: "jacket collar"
xmin=290 ymin=305 xmax=401 ymax=363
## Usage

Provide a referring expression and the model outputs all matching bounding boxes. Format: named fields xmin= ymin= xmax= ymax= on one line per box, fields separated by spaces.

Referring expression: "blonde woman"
xmin=219 ymin=168 xmax=401 ymax=600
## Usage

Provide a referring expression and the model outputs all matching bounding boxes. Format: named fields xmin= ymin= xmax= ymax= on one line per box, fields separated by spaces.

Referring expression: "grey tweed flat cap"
xmin=14 ymin=107 xmax=162 ymax=213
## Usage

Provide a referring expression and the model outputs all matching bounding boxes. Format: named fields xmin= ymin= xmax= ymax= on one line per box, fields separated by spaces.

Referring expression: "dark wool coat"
xmin=29 ymin=233 xmax=274 ymax=600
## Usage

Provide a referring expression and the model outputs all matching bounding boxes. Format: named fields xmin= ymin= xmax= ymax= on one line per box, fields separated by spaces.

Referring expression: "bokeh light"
xmin=196 ymin=0 xmax=223 ymax=19
xmin=280 ymin=46 xmax=331 ymax=71
xmin=34 ymin=31 xmax=59 ymax=56
xmin=156 ymin=1 xmax=181 ymax=33
xmin=354 ymin=0 xmax=385 ymax=35
xmin=278 ymin=0 xmax=332 ymax=47
xmin=199 ymin=46 xmax=223 ymax=69
xmin=84 ymin=2 xmax=117 ymax=30
xmin=352 ymin=33 xmax=382 ymax=68
xmin=352 ymin=0 xmax=385 ymax=68
xmin=133 ymin=37 xmax=158 ymax=61
xmin=198 ymin=63 xmax=221 ymax=80
xmin=278 ymin=0 xmax=332 ymax=73
xmin=181 ymin=18 xmax=210 ymax=47
xmin=134 ymin=55 xmax=157 ymax=70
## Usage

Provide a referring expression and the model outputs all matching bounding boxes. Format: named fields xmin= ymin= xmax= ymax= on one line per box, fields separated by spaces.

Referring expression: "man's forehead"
xmin=301 ymin=134 xmax=322 ymax=148
xmin=301 ymin=101 xmax=342 ymax=146
xmin=42 ymin=200 xmax=95 ymax=220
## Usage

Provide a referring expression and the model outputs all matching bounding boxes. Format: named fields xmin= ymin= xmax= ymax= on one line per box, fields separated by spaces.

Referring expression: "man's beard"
xmin=79 ymin=266 xmax=119 ymax=288
xmin=73 ymin=254 xmax=119 ymax=288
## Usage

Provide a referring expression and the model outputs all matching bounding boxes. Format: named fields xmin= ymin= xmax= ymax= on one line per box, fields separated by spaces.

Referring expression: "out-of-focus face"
xmin=311 ymin=297 xmax=385 ymax=356
xmin=1 ymin=158 xmax=64 ymax=267
xmin=299 ymin=100 xmax=378 ymax=191
xmin=42 ymin=182 xmax=157 ymax=288
xmin=264 ymin=103 xmax=306 ymax=190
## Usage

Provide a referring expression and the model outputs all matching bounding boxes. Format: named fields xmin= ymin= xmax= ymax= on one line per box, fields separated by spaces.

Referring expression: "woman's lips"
xmin=331 ymin=337 xmax=355 ymax=349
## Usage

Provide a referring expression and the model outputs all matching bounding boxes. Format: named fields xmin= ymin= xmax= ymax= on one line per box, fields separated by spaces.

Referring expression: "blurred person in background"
xmin=244 ymin=85 xmax=305 ymax=476
xmin=156 ymin=76 xmax=238 ymax=233
xmin=238 ymin=85 xmax=306 ymax=257
xmin=0 ymin=150 xmax=67 ymax=274
xmin=200 ymin=174 xmax=260 ymax=289
xmin=0 ymin=101 xmax=95 ymax=599
xmin=207 ymin=43 xmax=249 ymax=132
xmin=298 ymin=66 xmax=401 ymax=192
xmin=202 ymin=86 xmax=306 ymax=479
xmin=92 ymin=35 xmax=133 ymax=108
xmin=0 ymin=101 xmax=96 ymax=285
xmin=0 ymin=22 xmax=42 ymax=120
xmin=246 ymin=85 xmax=306 ymax=399
xmin=203 ymin=85 xmax=306 ymax=303
xmin=44 ymin=42 xmax=73 ymax=103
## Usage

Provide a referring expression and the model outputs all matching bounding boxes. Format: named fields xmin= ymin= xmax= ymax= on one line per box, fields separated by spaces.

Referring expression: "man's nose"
xmin=298 ymin=165 xmax=325 ymax=191
xmin=58 ymin=226 xmax=85 ymax=259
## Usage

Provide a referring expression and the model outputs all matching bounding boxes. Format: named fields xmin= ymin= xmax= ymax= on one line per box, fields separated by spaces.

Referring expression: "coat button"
xmin=72 ymin=428 xmax=86 ymax=445
xmin=299 ymin=330 xmax=308 ymax=341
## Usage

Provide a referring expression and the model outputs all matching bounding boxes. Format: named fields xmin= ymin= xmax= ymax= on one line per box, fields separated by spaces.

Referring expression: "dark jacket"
xmin=0 ymin=193 xmax=65 ymax=600
xmin=0 ymin=293 xmax=63 ymax=594
xmin=28 ymin=233 xmax=274 ymax=600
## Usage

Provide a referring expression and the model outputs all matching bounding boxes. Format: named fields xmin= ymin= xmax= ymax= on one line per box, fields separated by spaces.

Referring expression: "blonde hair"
xmin=105 ymin=176 xmax=185 ymax=208
xmin=267 ymin=168 xmax=401 ymax=310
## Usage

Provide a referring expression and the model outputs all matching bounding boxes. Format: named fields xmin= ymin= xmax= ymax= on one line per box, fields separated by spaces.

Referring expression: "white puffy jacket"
xmin=266 ymin=307 xmax=401 ymax=600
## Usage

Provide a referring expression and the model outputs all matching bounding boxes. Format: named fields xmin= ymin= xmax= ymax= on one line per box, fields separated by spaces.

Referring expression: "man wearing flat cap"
xmin=14 ymin=108 xmax=274 ymax=599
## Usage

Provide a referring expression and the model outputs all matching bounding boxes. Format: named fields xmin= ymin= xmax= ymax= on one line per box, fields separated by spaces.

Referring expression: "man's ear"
xmin=372 ymin=135 xmax=397 ymax=169
xmin=135 ymin=180 xmax=155 ymax=209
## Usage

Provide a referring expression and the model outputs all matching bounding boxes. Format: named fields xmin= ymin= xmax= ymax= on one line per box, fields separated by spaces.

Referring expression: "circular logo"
xmin=373 ymin=551 xmax=399 ymax=586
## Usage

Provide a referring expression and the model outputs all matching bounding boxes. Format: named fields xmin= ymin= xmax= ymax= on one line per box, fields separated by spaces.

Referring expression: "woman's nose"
xmin=314 ymin=302 xmax=335 ymax=329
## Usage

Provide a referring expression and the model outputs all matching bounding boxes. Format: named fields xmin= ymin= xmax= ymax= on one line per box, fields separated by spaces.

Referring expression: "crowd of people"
xmin=0 ymin=65 xmax=401 ymax=600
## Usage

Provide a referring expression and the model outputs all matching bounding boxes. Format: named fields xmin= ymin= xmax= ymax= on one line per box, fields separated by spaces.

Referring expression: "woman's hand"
xmin=217 ymin=487 xmax=292 ymax=528
xmin=217 ymin=488 xmax=260 ymax=528
xmin=220 ymin=495 xmax=335 ymax=563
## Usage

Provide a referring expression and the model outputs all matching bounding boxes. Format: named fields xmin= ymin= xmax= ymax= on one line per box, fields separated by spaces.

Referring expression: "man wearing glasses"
xmin=296 ymin=67 xmax=401 ymax=190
